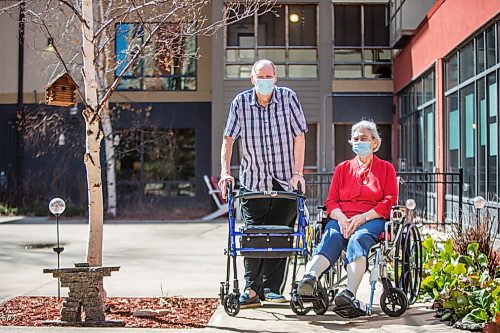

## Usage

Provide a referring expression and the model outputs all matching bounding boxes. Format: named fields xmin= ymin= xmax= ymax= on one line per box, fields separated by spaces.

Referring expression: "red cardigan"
xmin=324 ymin=155 xmax=398 ymax=219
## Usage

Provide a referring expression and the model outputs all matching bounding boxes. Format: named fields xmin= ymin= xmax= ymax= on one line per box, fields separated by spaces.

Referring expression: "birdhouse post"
xmin=45 ymin=73 xmax=78 ymax=107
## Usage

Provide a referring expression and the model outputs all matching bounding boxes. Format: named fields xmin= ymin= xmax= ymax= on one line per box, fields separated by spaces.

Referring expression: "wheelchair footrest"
xmin=333 ymin=304 xmax=368 ymax=319
xmin=239 ymin=225 xmax=294 ymax=258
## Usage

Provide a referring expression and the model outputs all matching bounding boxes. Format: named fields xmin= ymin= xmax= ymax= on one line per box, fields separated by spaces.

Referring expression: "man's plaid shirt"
xmin=223 ymin=86 xmax=308 ymax=192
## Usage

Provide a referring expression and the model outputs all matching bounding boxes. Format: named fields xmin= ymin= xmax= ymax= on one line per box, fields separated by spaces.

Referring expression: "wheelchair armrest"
xmin=391 ymin=205 xmax=406 ymax=222
xmin=384 ymin=220 xmax=394 ymax=249
xmin=316 ymin=205 xmax=326 ymax=211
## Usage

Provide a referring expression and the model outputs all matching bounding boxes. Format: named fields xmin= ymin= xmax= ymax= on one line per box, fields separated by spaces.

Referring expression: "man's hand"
xmin=290 ymin=174 xmax=306 ymax=194
xmin=344 ymin=214 xmax=366 ymax=239
xmin=218 ymin=175 xmax=235 ymax=200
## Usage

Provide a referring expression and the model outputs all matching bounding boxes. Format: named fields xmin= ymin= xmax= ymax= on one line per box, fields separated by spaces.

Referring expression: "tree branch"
xmin=56 ymin=0 xmax=90 ymax=29
xmin=0 ymin=1 xmax=24 ymax=16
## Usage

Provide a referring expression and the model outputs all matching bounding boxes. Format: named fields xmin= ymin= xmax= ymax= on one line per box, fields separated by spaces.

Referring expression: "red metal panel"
xmin=393 ymin=0 xmax=500 ymax=93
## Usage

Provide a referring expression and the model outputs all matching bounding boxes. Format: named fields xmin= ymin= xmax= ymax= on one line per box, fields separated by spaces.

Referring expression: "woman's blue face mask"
xmin=255 ymin=78 xmax=275 ymax=95
xmin=352 ymin=141 xmax=373 ymax=158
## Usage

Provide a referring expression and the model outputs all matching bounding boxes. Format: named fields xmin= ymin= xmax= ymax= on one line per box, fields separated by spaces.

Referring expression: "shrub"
xmin=452 ymin=211 xmax=500 ymax=275
xmin=0 ymin=203 xmax=18 ymax=216
xmin=421 ymin=236 xmax=500 ymax=331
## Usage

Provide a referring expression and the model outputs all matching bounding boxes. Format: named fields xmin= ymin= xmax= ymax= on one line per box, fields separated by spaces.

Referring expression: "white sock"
xmin=305 ymin=254 xmax=330 ymax=277
xmin=346 ymin=256 xmax=367 ymax=296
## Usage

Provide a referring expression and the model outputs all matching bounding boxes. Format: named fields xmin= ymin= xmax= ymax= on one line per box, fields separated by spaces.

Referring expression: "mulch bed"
xmin=0 ymin=296 xmax=219 ymax=329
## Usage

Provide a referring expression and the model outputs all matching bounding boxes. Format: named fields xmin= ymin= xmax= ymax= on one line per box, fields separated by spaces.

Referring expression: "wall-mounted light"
xmin=45 ymin=37 xmax=55 ymax=53
xmin=69 ymin=104 xmax=78 ymax=116
xmin=58 ymin=132 xmax=65 ymax=146
xmin=289 ymin=13 xmax=300 ymax=23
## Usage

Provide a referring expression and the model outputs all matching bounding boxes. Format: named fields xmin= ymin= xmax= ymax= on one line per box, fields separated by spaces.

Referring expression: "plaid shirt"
xmin=223 ymin=87 xmax=308 ymax=192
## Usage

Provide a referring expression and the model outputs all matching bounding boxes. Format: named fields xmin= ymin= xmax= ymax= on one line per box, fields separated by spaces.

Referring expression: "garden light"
xmin=405 ymin=199 xmax=416 ymax=211
xmin=49 ymin=197 xmax=66 ymax=298
xmin=473 ymin=196 xmax=485 ymax=209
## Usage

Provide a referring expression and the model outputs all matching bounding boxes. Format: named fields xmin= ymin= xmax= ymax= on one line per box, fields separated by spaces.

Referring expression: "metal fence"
xmin=304 ymin=169 xmax=464 ymax=227
xmin=397 ymin=170 xmax=463 ymax=226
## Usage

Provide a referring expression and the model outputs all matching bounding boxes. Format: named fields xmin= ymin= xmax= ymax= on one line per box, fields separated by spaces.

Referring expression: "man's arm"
xmin=219 ymin=135 xmax=235 ymax=199
xmin=291 ymin=133 xmax=306 ymax=193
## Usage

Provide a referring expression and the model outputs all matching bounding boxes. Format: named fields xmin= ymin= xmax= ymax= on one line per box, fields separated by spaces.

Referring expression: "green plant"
xmin=421 ymin=236 xmax=500 ymax=330
xmin=0 ymin=203 xmax=18 ymax=216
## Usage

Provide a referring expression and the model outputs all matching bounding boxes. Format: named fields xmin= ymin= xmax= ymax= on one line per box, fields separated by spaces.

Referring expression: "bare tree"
xmin=1 ymin=0 xmax=276 ymax=266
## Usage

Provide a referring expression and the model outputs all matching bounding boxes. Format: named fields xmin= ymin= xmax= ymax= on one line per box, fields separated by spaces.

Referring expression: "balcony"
xmin=388 ymin=0 xmax=436 ymax=49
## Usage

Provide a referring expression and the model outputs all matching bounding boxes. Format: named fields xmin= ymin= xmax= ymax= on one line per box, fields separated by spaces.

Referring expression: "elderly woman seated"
xmin=297 ymin=119 xmax=398 ymax=318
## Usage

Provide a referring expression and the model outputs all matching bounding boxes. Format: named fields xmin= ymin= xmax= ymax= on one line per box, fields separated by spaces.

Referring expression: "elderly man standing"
xmin=218 ymin=59 xmax=308 ymax=308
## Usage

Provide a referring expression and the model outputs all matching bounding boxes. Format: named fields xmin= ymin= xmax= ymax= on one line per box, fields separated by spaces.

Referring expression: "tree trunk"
xmin=82 ymin=0 xmax=104 ymax=266
xmin=101 ymin=105 xmax=117 ymax=217
xmin=98 ymin=0 xmax=117 ymax=218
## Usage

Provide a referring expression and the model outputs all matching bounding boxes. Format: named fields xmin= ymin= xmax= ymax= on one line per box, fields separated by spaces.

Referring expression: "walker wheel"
xmin=380 ymin=288 xmax=408 ymax=317
xmin=223 ymin=293 xmax=240 ymax=316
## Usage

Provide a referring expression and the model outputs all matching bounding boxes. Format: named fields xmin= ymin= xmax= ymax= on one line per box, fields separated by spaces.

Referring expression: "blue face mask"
xmin=352 ymin=141 xmax=373 ymax=158
xmin=255 ymin=78 xmax=275 ymax=95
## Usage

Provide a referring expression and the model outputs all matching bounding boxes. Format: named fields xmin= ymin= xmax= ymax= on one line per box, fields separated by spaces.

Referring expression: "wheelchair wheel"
xmin=223 ymin=293 xmax=240 ymax=316
xmin=313 ymin=285 xmax=329 ymax=315
xmin=380 ymin=287 xmax=408 ymax=317
xmin=395 ymin=224 xmax=423 ymax=304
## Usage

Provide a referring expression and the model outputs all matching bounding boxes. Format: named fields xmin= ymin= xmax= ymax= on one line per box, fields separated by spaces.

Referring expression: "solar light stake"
xmin=473 ymin=196 xmax=486 ymax=222
xmin=48 ymin=198 xmax=66 ymax=298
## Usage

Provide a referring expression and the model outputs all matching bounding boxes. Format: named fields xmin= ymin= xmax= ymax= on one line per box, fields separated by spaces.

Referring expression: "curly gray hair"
xmin=348 ymin=120 xmax=382 ymax=153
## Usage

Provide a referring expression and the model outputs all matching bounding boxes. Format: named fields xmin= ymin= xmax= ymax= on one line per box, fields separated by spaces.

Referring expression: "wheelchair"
xmin=219 ymin=181 xmax=312 ymax=316
xmin=289 ymin=200 xmax=423 ymax=318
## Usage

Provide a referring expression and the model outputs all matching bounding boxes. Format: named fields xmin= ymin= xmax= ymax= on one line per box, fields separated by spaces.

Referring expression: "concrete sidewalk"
xmin=0 ymin=218 xmax=462 ymax=332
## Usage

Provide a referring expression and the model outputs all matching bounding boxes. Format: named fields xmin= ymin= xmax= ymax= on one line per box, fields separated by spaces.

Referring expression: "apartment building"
xmin=3 ymin=0 xmax=496 ymax=216
xmin=392 ymin=0 xmax=500 ymax=223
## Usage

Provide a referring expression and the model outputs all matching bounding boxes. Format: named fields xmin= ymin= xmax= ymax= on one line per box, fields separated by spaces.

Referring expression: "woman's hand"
xmin=330 ymin=209 xmax=350 ymax=238
xmin=336 ymin=215 xmax=351 ymax=239
xmin=344 ymin=214 xmax=366 ymax=238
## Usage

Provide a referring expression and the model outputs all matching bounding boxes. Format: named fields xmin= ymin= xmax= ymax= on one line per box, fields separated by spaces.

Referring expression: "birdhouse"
xmin=45 ymin=73 xmax=78 ymax=107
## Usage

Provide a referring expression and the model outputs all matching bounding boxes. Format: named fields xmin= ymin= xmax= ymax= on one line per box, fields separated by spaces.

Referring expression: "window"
xmin=461 ymin=84 xmax=476 ymax=197
xmin=333 ymin=4 xmax=391 ymax=79
xmin=305 ymin=124 xmax=318 ymax=172
xmin=225 ymin=4 xmax=318 ymax=79
xmin=115 ymin=23 xmax=197 ymax=91
xmin=115 ymin=128 xmax=196 ymax=196
xmin=398 ymin=69 xmax=435 ymax=171
xmin=444 ymin=20 xmax=500 ymax=201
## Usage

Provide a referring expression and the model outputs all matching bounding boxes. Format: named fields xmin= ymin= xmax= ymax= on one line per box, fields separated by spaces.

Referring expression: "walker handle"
xmin=297 ymin=181 xmax=303 ymax=195
xmin=226 ymin=180 xmax=233 ymax=200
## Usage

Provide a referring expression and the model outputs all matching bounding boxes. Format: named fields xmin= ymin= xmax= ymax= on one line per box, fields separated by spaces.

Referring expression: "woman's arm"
xmin=325 ymin=165 xmax=342 ymax=217
xmin=372 ymin=162 xmax=398 ymax=219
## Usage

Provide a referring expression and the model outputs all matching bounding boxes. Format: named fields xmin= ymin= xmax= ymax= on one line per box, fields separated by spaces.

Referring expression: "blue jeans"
xmin=314 ymin=218 xmax=386 ymax=266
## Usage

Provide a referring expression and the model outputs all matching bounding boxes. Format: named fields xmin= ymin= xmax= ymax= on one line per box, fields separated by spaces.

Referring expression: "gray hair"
xmin=349 ymin=120 xmax=382 ymax=152
xmin=251 ymin=59 xmax=276 ymax=77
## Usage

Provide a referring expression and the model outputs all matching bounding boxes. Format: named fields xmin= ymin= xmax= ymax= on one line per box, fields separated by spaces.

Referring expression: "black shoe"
xmin=334 ymin=289 xmax=367 ymax=318
xmin=297 ymin=274 xmax=317 ymax=297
